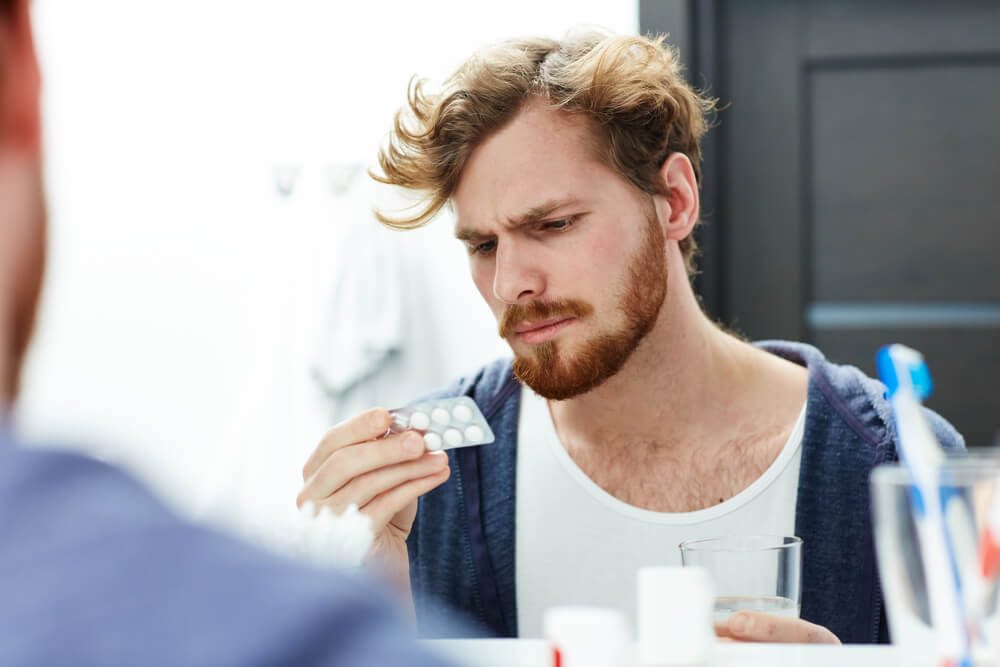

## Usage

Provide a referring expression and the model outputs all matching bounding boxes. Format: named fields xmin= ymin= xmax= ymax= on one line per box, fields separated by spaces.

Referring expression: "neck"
xmin=0 ymin=325 xmax=12 ymax=411
xmin=547 ymin=246 xmax=803 ymax=452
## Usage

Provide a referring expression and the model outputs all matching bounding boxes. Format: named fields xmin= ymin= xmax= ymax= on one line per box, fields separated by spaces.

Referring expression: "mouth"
xmin=512 ymin=317 xmax=577 ymax=345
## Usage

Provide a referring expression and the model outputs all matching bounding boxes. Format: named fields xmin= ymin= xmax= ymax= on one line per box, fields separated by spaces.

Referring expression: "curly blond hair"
xmin=373 ymin=30 xmax=716 ymax=274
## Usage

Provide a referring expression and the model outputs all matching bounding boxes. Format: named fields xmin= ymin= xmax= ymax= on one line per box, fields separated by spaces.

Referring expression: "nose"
xmin=492 ymin=241 xmax=544 ymax=305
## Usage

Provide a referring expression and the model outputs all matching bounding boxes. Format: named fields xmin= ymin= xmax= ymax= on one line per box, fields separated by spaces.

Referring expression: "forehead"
xmin=452 ymin=101 xmax=614 ymax=230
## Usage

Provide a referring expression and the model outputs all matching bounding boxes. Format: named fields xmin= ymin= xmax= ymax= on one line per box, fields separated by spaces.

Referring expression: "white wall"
xmin=17 ymin=0 xmax=637 ymax=544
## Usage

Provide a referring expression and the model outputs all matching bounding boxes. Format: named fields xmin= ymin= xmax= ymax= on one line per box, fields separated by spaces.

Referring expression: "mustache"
xmin=498 ymin=299 xmax=594 ymax=338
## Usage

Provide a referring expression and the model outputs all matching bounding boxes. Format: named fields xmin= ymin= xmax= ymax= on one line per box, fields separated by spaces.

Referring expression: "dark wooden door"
xmin=643 ymin=0 xmax=1000 ymax=448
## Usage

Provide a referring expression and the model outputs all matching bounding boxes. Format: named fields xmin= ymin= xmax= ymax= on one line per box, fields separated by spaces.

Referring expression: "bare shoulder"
xmin=747 ymin=342 xmax=809 ymax=418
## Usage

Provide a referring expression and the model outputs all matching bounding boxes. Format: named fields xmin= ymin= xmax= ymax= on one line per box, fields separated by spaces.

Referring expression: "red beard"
xmin=499 ymin=212 xmax=667 ymax=400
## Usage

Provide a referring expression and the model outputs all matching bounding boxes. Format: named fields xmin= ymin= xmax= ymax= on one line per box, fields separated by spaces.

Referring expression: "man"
xmin=298 ymin=31 xmax=963 ymax=644
xmin=0 ymin=2 xmax=455 ymax=664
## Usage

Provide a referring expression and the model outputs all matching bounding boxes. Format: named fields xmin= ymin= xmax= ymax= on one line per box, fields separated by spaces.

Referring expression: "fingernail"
xmin=730 ymin=612 xmax=750 ymax=635
xmin=404 ymin=433 xmax=423 ymax=454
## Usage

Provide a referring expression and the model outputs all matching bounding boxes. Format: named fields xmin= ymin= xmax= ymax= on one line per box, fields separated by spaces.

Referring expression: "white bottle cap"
xmin=637 ymin=566 xmax=715 ymax=666
xmin=443 ymin=428 xmax=463 ymax=448
xmin=431 ymin=407 xmax=451 ymax=425
xmin=543 ymin=606 xmax=630 ymax=667
xmin=423 ymin=432 xmax=443 ymax=452
xmin=464 ymin=425 xmax=485 ymax=443
xmin=409 ymin=411 xmax=430 ymax=431
xmin=451 ymin=404 xmax=474 ymax=422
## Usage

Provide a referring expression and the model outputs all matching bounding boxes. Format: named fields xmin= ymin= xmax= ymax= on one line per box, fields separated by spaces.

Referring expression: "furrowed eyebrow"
xmin=508 ymin=198 xmax=578 ymax=226
xmin=455 ymin=197 xmax=580 ymax=241
xmin=455 ymin=228 xmax=492 ymax=242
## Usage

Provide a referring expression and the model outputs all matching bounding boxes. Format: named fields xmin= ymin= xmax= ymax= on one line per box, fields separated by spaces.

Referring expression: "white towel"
xmin=311 ymin=220 xmax=405 ymax=397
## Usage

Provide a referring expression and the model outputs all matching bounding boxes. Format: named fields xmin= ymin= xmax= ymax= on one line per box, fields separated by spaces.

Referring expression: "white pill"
xmin=443 ymin=429 xmax=463 ymax=448
xmin=423 ymin=432 xmax=443 ymax=451
xmin=409 ymin=411 xmax=430 ymax=430
xmin=431 ymin=407 xmax=450 ymax=425
xmin=464 ymin=425 xmax=485 ymax=443
xmin=451 ymin=404 xmax=473 ymax=422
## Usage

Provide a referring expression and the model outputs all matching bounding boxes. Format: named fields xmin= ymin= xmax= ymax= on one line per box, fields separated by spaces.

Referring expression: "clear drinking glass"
xmin=679 ymin=535 xmax=802 ymax=623
xmin=871 ymin=454 xmax=1000 ymax=666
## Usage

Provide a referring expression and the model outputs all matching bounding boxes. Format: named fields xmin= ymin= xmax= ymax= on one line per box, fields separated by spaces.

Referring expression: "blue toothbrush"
xmin=878 ymin=344 xmax=971 ymax=667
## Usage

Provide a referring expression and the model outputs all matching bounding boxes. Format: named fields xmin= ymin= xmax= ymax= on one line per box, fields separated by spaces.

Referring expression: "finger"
xmin=715 ymin=612 xmax=840 ymax=644
xmin=298 ymin=431 xmax=425 ymax=507
xmin=322 ymin=451 xmax=450 ymax=514
xmin=361 ymin=464 xmax=451 ymax=531
xmin=302 ymin=408 xmax=393 ymax=480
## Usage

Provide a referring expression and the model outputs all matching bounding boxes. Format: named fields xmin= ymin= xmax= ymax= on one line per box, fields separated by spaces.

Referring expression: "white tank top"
xmin=514 ymin=386 xmax=806 ymax=637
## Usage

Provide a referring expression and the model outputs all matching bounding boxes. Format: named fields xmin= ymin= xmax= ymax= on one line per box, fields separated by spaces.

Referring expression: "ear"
xmin=0 ymin=0 xmax=42 ymax=155
xmin=651 ymin=152 xmax=699 ymax=242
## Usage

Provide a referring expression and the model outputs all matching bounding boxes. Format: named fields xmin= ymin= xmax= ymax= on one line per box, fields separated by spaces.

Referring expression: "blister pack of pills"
xmin=388 ymin=397 xmax=495 ymax=452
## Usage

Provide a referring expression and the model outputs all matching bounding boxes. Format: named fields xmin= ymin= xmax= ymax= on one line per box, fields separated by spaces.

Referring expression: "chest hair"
xmin=563 ymin=424 xmax=793 ymax=513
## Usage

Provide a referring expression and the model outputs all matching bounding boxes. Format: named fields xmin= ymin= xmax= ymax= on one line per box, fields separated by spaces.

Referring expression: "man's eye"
xmin=469 ymin=239 xmax=497 ymax=255
xmin=541 ymin=218 xmax=573 ymax=231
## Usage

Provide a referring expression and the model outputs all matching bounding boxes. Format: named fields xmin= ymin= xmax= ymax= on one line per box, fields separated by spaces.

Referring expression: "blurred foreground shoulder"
xmin=0 ymin=440 xmax=456 ymax=667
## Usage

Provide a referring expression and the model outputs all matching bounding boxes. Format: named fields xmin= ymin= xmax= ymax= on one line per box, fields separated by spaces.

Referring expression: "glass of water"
xmin=679 ymin=535 xmax=802 ymax=623
xmin=871 ymin=455 xmax=1000 ymax=667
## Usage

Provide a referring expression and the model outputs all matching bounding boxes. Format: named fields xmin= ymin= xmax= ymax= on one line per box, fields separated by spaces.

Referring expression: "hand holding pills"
xmin=296 ymin=407 xmax=452 ymax=591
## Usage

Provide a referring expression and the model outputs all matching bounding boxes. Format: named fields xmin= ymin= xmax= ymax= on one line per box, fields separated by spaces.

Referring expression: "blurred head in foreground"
xmin=0 ymin=0 xmax=45 ymax=411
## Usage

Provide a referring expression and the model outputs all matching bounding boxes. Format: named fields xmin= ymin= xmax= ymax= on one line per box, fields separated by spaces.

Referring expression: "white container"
xmin=543 ymin=606 xmax=630 ymax=667
xmin=637 ymin=566 xmax=715 ymax=666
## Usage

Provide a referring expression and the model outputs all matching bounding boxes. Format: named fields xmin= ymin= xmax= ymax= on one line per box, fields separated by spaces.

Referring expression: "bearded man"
xmin=297 ymin=30 xmax=963 ymax=644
